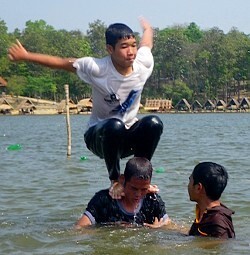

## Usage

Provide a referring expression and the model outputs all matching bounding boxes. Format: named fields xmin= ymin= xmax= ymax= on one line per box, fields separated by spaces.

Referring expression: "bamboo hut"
xmin=18 ymin=99 xmax=36 ymax=114
xmin=239 ymin=97 xmax=250 ymax=111
xmin=144 ymin=98 xmax=172 ymax=112
xmin=216 ymin=100 xmax=227 ymax=111
xmin=144 ymin=98 xmax=159 ymax=112
xmin=158 ymin=99 xmax=172 ymax=112
xmin=191 ymin=100 xmax=203 ymax=112
xmin=227 ymin=98 xmax=240 ymax=111
xmin=0 ymin=98 xmax=13 ymax=114
xmin=77 ymin=98 xmax=93 ymax=113
xmin=57 ymin=99 xmax=78 ymax=114
xmin=203 ymin=100 xmax=215 ymax=111
xmin=175 ymin=98 xmax=191 ymax=112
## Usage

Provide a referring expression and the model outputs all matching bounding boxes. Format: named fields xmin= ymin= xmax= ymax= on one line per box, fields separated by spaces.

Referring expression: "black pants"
xmin=84 ymin=115 xmax=163 ymax=181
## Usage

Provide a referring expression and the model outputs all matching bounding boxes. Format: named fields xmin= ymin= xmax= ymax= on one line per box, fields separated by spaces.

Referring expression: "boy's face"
xmin=123 ymin=176 xmax=150 ymax=206
xmin=188 ymin=174 xmax=197 ymax=202
xmin=107 ymin=37 xmax=137 ymax=70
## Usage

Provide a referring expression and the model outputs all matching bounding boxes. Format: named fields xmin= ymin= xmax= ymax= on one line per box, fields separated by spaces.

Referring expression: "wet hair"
xmin=124 ymin=157 xmax=152 ymax=183
xmin=192 ymin=162 xmax=228 ymax=200
xmin=105 ymin=23 xmax=135 ymax=48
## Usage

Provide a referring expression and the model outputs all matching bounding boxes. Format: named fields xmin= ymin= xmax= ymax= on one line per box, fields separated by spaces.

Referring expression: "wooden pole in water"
xmin=64 ymin=84 xmax=71 ymax=157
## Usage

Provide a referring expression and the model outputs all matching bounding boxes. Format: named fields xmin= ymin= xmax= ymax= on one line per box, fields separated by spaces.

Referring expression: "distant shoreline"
xmin=0 ymin=95 xmax=249 ymax=115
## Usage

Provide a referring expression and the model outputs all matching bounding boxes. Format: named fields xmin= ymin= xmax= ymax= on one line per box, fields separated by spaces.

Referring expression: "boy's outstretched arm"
xmin=138 ymin=17 xmax=153 ymax=49
xmin=8 ymin=40 xmax=76 ymax=72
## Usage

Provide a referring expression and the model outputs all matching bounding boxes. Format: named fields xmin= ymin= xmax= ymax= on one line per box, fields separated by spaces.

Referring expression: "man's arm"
xmin=138 ymin=17 xmax=153 ymax=49
xmin=75 ymin=214 xmax=92 ymax=229
xmin=8 ymin=40 xmax=76 ymax=72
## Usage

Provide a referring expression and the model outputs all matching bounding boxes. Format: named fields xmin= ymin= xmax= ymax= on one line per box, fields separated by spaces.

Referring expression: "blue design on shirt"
xmin=112 ymin=90 xmax=139 ymax=115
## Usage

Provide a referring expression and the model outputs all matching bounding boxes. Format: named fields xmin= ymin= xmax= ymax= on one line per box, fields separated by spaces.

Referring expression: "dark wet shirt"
xmin=84 ymin=189 xmax=167 ymax=225
xmin=189 ymin=203 xmax=235 ymax=239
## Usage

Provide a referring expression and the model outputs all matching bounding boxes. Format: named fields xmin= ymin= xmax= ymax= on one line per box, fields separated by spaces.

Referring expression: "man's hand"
xmin=8 ymin=40 xmax=28 ymax=61
xmin=144 ymin=217 xmax=171 ymax=229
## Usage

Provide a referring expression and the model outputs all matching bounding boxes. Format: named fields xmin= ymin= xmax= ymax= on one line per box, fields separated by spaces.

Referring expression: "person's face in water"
xmin=124 ymin=176 xmax=150 ymax=206
xmin=107 ymin=37 xmax=137 ymax=71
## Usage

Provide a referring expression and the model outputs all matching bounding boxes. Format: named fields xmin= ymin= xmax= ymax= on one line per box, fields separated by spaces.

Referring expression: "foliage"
xmin=87 ymin=20 xmax=107 ymax=57
xmin=162 ymin=80 xmax=193 ymax=105
xmin=1 ymin=18 xmax=250 ymax=103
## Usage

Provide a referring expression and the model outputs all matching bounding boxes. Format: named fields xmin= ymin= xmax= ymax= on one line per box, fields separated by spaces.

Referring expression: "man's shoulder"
xmin=74 ymin=56 xmax=110 ymax=73
xmin=90 ymin=189 xmax=111 ymax=202
xmin=93 ymin=188 xmax=110 ymax=197
xmin=135 ymin=46 xmax=153 ymax=70
xmin=207 ymin=204 xmax=234 ymax=218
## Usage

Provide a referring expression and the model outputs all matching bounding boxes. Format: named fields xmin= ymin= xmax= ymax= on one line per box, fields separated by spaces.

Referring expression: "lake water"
xmin=0 ymin=113 xmax=249 ymax=255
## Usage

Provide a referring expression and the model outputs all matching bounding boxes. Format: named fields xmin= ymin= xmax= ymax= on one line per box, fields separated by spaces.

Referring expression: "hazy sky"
xmin=1 ymin=0 xmax=250 ymax=34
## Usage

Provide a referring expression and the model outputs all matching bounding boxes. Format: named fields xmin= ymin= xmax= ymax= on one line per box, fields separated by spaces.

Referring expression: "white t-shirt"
xmin=73 ymin=46 xmax=154 ymax=129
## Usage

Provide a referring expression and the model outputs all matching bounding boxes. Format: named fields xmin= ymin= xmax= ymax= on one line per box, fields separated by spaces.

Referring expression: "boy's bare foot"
xmin=109 ymin=181 xmax=125 ymax=199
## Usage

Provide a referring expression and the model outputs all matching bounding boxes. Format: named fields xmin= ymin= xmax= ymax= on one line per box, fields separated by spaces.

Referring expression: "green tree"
xmin=6 ymin=75 xmax=27 ymax=96
xmin=226 ymin=28 xmax=250 ymax=100
xmin=0 ymin=20 xmax=11 ymax=75
xmin=87 ymin=20 xmax=107 ymax=57
xmin=153 ymin=26 xmax=190 ymax=90
xmin=184 ymin=22 xmax=203 ymax=43
xmin=162 ymin=79 xmax=193 ymax=105
xmin=195 ymin=28 xmax=230 ymax=99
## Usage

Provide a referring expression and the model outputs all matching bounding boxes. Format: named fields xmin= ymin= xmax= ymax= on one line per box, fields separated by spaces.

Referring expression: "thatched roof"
xmin=77 ymin=98 xmax=93 ymax=108
xmin=203 ymin=100 xmax=215 ymax=110
xmin=57 ymin=99 xmax=77 ymax=113
xmin=0 ymin=98 xmax=13 ymax=110
xmin=191 ymin=100 xmax=202 ymax=111
xmin=216 ymin=99 xmax=227 ymax=110
xmin=175 ymin=98 xmax=191 ymax=111
xmin=239 ymin=97 xmax=250 ymax=109
xmin=18 ymin=99 xmax=36 ymax=110
xmin=227 ymin=98 xmax=239 ymax=109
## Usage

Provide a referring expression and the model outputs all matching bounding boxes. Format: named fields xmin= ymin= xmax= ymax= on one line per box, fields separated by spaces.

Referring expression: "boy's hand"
xmin=148 ymin=184 xmax=159 ymax=193
xmin=8 ymin=39 xmax=28 ymax=61
xmin=109 ymin=182 xmax=125 ymax=199
xmin=139 ymin=16 xmax=152 ymax=31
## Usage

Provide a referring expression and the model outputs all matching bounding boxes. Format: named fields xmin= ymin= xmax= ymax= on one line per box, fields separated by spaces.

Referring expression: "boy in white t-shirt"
xmin=8 ymin=17 xmax=163 ymax=198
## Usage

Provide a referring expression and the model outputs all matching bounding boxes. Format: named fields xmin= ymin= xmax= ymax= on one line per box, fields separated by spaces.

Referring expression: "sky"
xmin=1 ymin=0 xmax=250 ymax=35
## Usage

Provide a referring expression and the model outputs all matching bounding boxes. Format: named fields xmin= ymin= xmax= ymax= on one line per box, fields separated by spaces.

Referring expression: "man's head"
xmin=188 ymin=162 xmax=228 ymax=201
xmin=105 ymin=23 xmax=135 ymax=48
xmin=124 ymin=157 xmax=152 ymax=183
xmin=120 ymin=157 xmax=152 ymax=204
xmin=105 ymin=23 xmax=137 ymax=72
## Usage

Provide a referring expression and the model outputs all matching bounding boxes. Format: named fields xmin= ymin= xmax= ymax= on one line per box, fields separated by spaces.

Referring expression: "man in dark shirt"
xmin=188 ymin=162 xmax=235 ymax=239
xmin=76 ymin=157 xmax=170 ymax=228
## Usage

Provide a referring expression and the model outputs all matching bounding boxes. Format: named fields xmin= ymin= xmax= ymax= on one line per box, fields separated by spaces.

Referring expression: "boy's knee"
xmin=101 ymin=119 xmax=126 ymax=137
xmin=143 ymin=115 xmax=163 ymax=131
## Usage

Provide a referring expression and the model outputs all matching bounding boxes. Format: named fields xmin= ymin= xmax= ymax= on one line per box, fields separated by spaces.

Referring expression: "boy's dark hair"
xmin=124 ymin=157 xmax=152 ymax=183
xmin=192 ymin=162 xmax=228 ymax=200
xmin=105 ymin=23 xmax=135 ymax=48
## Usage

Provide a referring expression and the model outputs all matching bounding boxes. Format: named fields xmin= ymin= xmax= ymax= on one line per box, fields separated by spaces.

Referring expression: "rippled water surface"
xmin=0 ymin=113 xmax=249 ymax=255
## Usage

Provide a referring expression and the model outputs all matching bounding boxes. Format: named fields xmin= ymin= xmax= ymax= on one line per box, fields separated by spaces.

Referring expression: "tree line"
xmin=1 ymin=19 xmax=249 ymax=105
